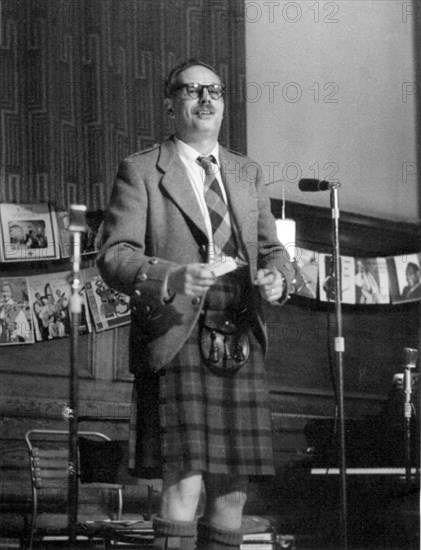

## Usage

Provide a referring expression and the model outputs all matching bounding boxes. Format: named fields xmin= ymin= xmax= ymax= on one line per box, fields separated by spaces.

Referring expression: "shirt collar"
xmin=174 ymin=137 xmax=220 ymax=166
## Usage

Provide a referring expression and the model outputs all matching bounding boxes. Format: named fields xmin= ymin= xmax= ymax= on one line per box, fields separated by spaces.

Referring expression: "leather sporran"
xmin=199 ymin=310 xmax=250 ymax=376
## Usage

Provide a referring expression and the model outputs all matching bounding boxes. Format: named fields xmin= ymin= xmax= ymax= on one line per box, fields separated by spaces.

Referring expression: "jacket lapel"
xmin=157 ymin=139 xmax=208 ymax=239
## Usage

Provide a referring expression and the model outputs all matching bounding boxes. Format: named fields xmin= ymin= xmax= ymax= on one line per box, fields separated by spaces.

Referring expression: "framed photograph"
xmin=84 ymin=269 xmax=131 ymax=332
xmin=388 ymin=253 xmax=421 ymax=304
xmin=27 ymin=271 xmax=91 ymax=341
xmin=293 ymin=248 xmax=319 ymax=299
xmin=55 ymin=210 xmax=104 ymax=258
xmin=0 ymin=203 xmax=60 ymax=262
xmin=55 ymin=211 xmax=72 ymax=258
xmin=354 ymin=257 xmax=390 ymax=305
xmin=0 ymin=276 xmax=34 ymax=345
xmin=318 ymin=253 xmax=356 ymax=304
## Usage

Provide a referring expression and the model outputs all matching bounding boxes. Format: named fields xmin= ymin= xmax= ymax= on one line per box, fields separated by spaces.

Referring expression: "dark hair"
xmin=406 ymin=262 xmax=420 ymax=274
xmin=164 ymin=58 xmax=223 ymax=98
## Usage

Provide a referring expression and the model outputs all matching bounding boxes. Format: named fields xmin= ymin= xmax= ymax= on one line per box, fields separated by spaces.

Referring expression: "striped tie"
xmin=197 ymin=155 xmax=237 ymax=261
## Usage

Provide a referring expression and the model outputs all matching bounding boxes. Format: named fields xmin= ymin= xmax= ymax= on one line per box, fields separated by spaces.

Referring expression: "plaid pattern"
xmin=198 ymin=155 xmax=237 ymax=259
xmin=128 ymin=270 xmax=274 ymax=478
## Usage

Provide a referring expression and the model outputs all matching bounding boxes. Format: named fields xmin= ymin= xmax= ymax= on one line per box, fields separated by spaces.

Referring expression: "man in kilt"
xmin=97 ymin=59 xmax=294 ymax=550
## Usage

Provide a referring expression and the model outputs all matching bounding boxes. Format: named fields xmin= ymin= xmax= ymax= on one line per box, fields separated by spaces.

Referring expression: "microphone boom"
xmin=298 ymin=178 xmax=340 ymax=192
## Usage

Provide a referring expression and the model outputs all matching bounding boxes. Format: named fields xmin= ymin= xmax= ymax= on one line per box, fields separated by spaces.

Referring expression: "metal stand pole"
xmin=330 ymin=187 xmax=348 ymax=550
xmin=67 ymin=205 xmax=87 ymax=545
xmin=403 ymin=347 xmax=418 ymax=489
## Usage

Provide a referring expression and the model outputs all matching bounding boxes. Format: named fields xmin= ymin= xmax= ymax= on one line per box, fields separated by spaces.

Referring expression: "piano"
xmin=305 ymin=377 xmax=420 ymax=477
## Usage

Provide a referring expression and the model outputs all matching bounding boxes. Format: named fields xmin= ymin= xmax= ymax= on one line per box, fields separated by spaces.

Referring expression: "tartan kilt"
xmin=128 ymin=270 xmax=275 ymax=478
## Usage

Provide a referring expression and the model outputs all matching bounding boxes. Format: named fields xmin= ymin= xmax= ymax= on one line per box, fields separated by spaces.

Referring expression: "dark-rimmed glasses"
xmin=172 ymin=82 xmax=225 ymax=100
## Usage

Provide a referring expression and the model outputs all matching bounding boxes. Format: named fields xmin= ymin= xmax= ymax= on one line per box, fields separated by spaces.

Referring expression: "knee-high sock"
xmin=196 ymin=518 xmax=243 ymax=550
xmin=152 ymin=516 xmax=197 ymax=550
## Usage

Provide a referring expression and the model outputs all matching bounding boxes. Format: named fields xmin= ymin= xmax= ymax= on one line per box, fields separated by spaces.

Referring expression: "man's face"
xmin=166 ymin=65 xmax=224 ymax=143
xmin=406 ymin=266 xmax=419 ymax=287
xmin=1 ymin=285 xmax=12 ymax=302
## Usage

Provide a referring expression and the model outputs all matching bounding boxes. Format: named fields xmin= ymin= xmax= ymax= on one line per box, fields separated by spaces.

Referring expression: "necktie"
xmin=197 ymin=156 xmax=237 ymax=261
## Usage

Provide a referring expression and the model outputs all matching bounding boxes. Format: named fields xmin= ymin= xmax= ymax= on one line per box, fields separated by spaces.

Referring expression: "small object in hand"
xmin=209 ymin=256 xmax=237 ymax=277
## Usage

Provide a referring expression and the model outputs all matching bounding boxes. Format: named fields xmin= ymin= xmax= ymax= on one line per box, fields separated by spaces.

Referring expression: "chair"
xmin=24 ymin=429 xmax=124 ymax=549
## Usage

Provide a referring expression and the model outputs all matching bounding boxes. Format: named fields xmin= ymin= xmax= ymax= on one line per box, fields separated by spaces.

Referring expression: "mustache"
xmin=194 ymin=106 xmax=215 ymax=113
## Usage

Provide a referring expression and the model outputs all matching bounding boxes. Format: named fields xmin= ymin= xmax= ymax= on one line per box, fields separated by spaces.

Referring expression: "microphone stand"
xmin=330 ymin=185 xmax=348 ymax=550
xmin=402 ymin=347 xmax=418 ymax=490
xmin=67 ymin=205 xmax=87 ymax=545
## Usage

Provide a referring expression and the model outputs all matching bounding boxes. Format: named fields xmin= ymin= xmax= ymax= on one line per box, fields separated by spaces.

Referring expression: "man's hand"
xmin=167 ymin=264 xmax=217 ymax=298
xmin=254 ymin=268 xmax=285 ymax=304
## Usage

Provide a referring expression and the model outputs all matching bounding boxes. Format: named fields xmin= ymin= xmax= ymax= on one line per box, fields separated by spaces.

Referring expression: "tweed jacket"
xmin=97 ymin=138 xmax=294 ymax=374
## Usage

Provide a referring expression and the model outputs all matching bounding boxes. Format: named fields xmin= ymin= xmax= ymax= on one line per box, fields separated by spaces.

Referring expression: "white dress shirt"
xmin=174 ymin=137 xmax=232 ymax=261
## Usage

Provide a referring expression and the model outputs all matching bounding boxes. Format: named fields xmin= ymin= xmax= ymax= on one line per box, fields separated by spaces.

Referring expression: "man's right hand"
xmin=167 ymin=264 xmax=217 ymax=298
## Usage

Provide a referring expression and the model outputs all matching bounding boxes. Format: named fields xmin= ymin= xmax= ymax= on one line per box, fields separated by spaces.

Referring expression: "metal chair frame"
xmin=24 ymin=429 xmax=123 ymax=549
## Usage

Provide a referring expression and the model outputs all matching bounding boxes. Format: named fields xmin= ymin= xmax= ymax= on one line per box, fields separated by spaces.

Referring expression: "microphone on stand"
xmin=402 ymin=347 xmax=418 ymax=489
xmin=69 ymin=205 xmax=88 ymax=282
xmin=67 ymin=204 xmax=87 ymax=543
xmin=298 ymin=178 xmax=340 ymax=192
xmin=297 ymin=177 xmax=348 ymax=548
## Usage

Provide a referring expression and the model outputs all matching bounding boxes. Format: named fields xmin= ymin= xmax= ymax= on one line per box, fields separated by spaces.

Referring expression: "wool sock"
xmin=152 ymin=516 xmax=197 ymax=550
xmin=196 ymin=518 xmax=243 ymax=550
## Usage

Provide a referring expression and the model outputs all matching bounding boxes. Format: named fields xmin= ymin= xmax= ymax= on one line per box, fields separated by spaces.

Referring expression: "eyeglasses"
xmin=172 ymin=82 xmax=225 ymax=100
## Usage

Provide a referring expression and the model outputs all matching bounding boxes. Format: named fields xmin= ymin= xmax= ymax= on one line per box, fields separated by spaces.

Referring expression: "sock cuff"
xmin=197 ymin=518 xmax=243 ymax=546
xmin=152 ymin=516 xmax=197 ymax=537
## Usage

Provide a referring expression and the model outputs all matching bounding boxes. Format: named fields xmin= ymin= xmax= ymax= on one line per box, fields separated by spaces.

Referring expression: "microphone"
xmin=298 ymin=178 xmax=340 ymax=192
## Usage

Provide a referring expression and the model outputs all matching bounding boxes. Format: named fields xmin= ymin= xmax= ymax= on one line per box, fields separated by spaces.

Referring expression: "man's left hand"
xmin=254 ymin=268 xmax=285 ymax=304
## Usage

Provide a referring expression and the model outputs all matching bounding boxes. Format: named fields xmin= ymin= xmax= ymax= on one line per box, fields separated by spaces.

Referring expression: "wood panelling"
xmin=277 ymin=200 xmax=421 ymax=257
xmin=265 ymin=298 xmax=419 ymax=398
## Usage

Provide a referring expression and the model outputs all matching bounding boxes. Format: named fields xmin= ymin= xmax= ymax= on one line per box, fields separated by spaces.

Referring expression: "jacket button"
xmin=191 ymin=296 xmax=200 ymax=305
xmin=149 ymin=258 xmax=158 ymax=264
xmin=139 ymin=273 xmax=148 ymax=281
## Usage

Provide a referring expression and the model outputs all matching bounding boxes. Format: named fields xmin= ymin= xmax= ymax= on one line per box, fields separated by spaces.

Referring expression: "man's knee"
xmin=203 ymin=474 xmax=248 ymax=529
xmin=160 ymin=470 xmax=203 ymax=521
xmin=209 ymin=487 xmax=247 ymax=523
